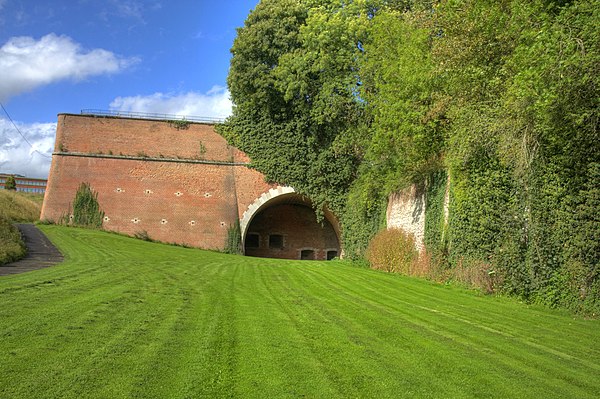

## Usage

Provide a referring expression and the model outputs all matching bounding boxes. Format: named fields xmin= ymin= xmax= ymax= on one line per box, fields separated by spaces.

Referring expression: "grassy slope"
xmin=0 ymin=190 xmax=42 ymax=264
xmin=1 ymin=226 xmax=599 ymax=398
xmin=0 ymin=189 xmax=42 ymax=222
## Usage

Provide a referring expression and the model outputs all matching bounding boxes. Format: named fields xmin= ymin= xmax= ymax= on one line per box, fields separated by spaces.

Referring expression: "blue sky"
xmin=0 ymin=0 xmax=259 ymax=178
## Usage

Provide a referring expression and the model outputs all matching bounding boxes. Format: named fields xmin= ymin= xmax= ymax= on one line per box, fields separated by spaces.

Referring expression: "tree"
xmin=220 ymin=0 xmax=390 ymax=216
xmin=4 ymin=175 xmax=16 ymax=191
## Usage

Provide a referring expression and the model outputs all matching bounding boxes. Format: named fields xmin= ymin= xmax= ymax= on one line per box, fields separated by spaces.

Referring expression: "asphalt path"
xmin=0 ymin=224 xmax=64 ymax=276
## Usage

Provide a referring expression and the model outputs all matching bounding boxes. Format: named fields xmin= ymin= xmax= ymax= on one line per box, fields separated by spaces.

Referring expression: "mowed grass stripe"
xmin=305 ymin=265 xmax=599 ymax=396
xmin=274 ymin=265 xmax=536 ymax=398
xmin=318 ymin=264 xmax=600 ymax=363
xmin=0 ymin=225 xmax=598 ymax=398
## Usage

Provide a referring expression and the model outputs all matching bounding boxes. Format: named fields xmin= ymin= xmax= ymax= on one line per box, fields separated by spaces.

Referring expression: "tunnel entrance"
xmin=242 ymin=192 xmax=340 ymax=260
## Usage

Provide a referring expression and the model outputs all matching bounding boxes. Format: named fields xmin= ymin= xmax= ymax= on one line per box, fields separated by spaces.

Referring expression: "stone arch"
xmin=240 ymin=186 xmax=295 ymax=243
xmin=240 ymin=186 xmax=342 ymax=259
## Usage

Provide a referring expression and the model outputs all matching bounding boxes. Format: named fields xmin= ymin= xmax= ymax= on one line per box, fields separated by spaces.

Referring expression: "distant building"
xmin=0 ymin=173 xmax=47 ymax=194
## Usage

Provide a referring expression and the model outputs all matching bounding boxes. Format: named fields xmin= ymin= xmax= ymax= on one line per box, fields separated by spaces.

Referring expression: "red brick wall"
xmin=42 ymin=114 xmax=341 ymax=257
xmin=244 ymin=204 xmax=340 ymax=260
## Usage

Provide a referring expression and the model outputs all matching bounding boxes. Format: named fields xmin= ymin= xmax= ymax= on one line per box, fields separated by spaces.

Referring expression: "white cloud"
xmin=109 ymin=86 xmax=232 ymax=119
xmin=0 ymin=33 xmax=138 ymax=101
xmin=0 ymin=118 xmax=55 ymax=178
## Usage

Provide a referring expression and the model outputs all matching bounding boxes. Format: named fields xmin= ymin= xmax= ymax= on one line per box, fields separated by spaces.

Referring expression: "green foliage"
xmin=341 ymin=172 xmax=387 ymax=259
xmin=168 ymin=119 xmax=190 ymax=130
xmin=0 ymin=217 xmax=26 ymax=265
xmin=4 ymin=175 xmax=16 ymax=191
xmin=0 ymin=189 xmax=43 ymax=265
xmin=71 ymin=183 xmax=104 ymax=228
xmin=221 ymin=0 xmax=386 ymax=217
xmin=224 ymin=222 xmax=242 ymax=255
xmin=360 ymin=9 xmax=446 ymax=192
xmin=435 ymin=0 xmax=599 ymax=313
xmin=423 ymin=171 xmax=448 ymax=262
xmin=226 ymin=0 xmax=599 ymax=313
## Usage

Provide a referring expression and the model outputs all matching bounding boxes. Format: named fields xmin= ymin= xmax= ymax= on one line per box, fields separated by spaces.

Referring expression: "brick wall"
xmin=244 ymin=204 xmax=339 ymax=260
xmin=41 ymin=114 xmax=340 ymax=257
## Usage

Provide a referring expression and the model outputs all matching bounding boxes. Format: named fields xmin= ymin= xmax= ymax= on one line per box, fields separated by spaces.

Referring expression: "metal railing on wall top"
xmin=80 ymin=109 xmax=226 ymax=124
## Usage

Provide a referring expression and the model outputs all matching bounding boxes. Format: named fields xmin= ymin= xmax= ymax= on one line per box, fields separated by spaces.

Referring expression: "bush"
xmin=224 ymin=222 xmax=242 ymax=255
xmin=366 ymin=228 xmax=419 ymax=275
xmin=0 ymin=217 xmax=26 ymax=265
xmin=66 ymin=183 xmax=104 ymax=228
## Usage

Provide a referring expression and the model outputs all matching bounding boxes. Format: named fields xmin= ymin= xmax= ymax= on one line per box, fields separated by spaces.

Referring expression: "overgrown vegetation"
xmin=0 ymin=189 xmax=42 ymax=265
xmin=168 ymin=119 xmax=190 ymax=130
xmin=223 ymin=0 xmax=599 ymax=313
xmin=224 ymin=222 xmax=242 ymax=255
xmin=366 ymin=228 xmax=420 ymax=274
xmin=0 ymin=189 xmax=43 ymax=223
xmin=0 ymin=217 xmax=26 ymax=265
xmin=1 ymin=225 xmax=599 ymax=398
xmin=62 ymin=183 xmax=104 ymax=228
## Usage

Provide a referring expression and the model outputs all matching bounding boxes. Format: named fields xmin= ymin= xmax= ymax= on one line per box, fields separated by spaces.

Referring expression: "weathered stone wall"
xmin=386 ymin=184 xmax=426 ymax=252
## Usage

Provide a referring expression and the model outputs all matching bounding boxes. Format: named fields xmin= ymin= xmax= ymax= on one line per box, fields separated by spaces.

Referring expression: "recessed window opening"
xmin=246 ymin=233 xmax=260 ymax=249
xmin=327 ymin=250 xmax=338 ymax=260
xmin=301 ymin=249 xmax=315 ymax=260
xmin=269 ymin=234 xmax=284 ymax=249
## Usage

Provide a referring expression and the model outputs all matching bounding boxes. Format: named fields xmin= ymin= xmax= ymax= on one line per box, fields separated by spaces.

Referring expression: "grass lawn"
xmin=1 ymin=226 xmax=599 ymax=398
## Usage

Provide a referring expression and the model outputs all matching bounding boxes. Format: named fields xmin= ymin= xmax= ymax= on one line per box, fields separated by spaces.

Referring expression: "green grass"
xmin=1 ymin=225 xmax=599 ymax=398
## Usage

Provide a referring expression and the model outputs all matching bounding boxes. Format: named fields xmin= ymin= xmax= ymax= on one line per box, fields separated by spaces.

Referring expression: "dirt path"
xmin=0 ymin=224 xmax=64 ymax=276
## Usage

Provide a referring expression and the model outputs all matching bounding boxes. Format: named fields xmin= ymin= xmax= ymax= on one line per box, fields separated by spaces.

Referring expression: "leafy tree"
xmin=4 ymin=175 xmax=16 ymax=191
xmin=220 ymin=0 xmax=398 ymax=217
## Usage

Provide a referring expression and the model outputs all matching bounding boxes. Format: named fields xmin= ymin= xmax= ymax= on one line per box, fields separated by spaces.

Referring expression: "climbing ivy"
xmin=71 ymin=182 xmax=105 ymax=228
xmin=224 ymin=221 xmax=242 ymax=255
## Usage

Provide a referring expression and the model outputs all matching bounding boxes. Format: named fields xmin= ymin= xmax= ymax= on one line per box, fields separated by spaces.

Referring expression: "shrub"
xmin=0 ymin=217 xmax=26 ymax=265
xmin=4 ymin=175 xmax=16 ymax=190
xmin=224 ymin=222 xmax=242 ymax=255
xmin=366 ymin=228 xmax=419 ymax=275
xmin=71 ymin=183 xmax=104 ymax=228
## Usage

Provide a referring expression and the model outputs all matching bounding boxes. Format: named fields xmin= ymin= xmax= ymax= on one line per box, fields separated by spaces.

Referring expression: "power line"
xmin=0 ymin=102 xmax=52 ymax=159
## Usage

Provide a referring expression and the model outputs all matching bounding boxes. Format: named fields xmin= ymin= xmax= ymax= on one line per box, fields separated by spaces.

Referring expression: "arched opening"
xmin=241 ymin=190 xmax=340 ymax=260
